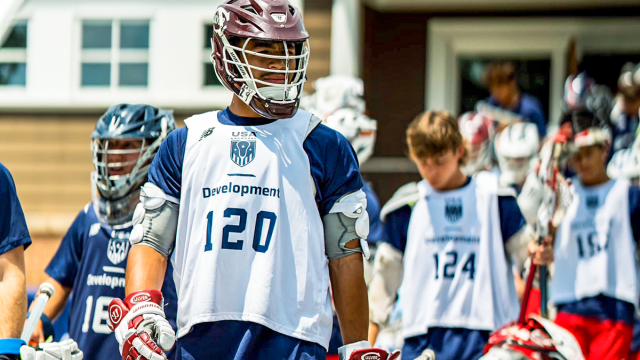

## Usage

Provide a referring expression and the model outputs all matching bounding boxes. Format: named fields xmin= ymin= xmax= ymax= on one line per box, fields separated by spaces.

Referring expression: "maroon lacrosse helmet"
xmin=211 ymin=0 xmax=310 ymax=119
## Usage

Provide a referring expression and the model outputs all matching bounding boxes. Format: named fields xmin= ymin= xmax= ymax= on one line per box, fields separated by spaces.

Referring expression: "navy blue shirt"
xmin=148 ymin=107 xmax=364 ymax=217
xmin=556 ymin=185 xmax=640 ymax=325
xmin=363 ymin=182 xmax=383 ymax=244
xmin=383 ymin=180 xmax=526 ymax=254
xmin=488 ymin=93 xmax=547 ymax=138
xmin=0 ymin=162 xmax=31 ymax=255
xmin=612 ymin=113 xmax=639 ymax=152
xmin=45 ymin=204 xmax=178 ymax=360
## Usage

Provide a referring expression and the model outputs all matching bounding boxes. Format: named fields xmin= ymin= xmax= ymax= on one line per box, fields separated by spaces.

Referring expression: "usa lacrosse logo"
xmin=586 ymin=195 xmax=599 ymax=210
xmin=107 ymin=231 xmax=130 ymax=265
xmin=230 ymin=131 xmax=257 ymax=167
xmin=445 ymin=198 xmax=463 ymax=223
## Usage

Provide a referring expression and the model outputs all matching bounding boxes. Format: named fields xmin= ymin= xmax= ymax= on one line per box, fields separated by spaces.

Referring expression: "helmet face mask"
xmin=91 ymin=183 xmax=141 ymax=230
xmin=90 ymin=104 xmax=176 ymax=228
xmin=91 ymin=138 xmax=154 ymax=201
xmin=495 ymin=122 xmax=539 ymax=186
xmin=300 ymin=75 xmax=366 ymax=120
xmin=211 ymin=1 xmax=310 ymax=119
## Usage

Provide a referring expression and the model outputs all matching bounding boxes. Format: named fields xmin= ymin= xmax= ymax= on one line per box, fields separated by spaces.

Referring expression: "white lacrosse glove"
xmin=338 ymin=340 xmax=400 ymax=360
xmin=19 ymin=340 xmax=83 ymax=360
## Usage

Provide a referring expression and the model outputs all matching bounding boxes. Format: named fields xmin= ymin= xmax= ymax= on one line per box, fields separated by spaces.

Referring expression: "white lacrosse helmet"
xmin=608 ymin=147 xmax=640 ymax=180
xmin=325 ymin=108 xmax=377 ymax=165
xmin=301 ymin=75 xmax=366 ymax=120
xmin=459 ymin=112 xmax=496 ymax=175
xmin=495 ymin=122 xmax=540 ymax=186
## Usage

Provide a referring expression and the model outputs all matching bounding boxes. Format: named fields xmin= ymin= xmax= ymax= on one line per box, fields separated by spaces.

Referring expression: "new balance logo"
xmin=199 ymin=127 xmax=215 ymax=141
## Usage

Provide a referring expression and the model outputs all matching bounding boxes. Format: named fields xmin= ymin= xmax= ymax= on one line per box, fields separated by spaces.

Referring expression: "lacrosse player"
xmin=107 ymin=1 xmax=398 ymax=360
xmin=28 ymin=104 xmax=178 ymax=360
xmin=368 ymin=110 xmax=551 ymax=360
xmin=551 ymin=88 xmax=640 ymax=360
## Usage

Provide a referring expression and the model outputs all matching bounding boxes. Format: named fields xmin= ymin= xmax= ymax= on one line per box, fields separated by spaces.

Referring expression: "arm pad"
xmin=323 ymin=190 xmax=370 ymax=261
xmin=368 ymin=242 xmax=403 ymax=326
xmin=129 ymin=183 xmax=179 ymax=258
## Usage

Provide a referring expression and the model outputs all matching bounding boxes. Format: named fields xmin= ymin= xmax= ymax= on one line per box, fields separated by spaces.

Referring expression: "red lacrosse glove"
xmin=107 ymin=290 xmax=175 ymax=360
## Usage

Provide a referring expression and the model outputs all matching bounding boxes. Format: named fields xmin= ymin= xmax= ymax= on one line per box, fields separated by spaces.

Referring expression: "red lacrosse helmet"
xmin=211 ymin=0 xmax=310 ymax=119
xmin=484 ymin=316 xmax=584 ymax=360
xmin=458 ymin=111 xmax=496 ymax=174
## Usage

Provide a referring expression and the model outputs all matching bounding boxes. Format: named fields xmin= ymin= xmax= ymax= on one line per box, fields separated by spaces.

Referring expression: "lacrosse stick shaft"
xmin=539 ymin=266 xmax=549 ymax=318
xmin=518 ymin=259 xmax=537 ymax=325
xmin=539 ymin=230 xmax=549 ymax=318
xmin=20 ymin=282 xmax=55 ymax=343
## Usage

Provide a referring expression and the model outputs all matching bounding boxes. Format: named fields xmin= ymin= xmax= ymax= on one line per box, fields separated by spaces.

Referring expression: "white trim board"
xmin=426 ymin=18 xmax=640 ymax=126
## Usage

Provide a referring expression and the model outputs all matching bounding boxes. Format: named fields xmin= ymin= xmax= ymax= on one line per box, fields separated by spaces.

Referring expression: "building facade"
xmin=2 ymin=0 xmax=640 ymax=285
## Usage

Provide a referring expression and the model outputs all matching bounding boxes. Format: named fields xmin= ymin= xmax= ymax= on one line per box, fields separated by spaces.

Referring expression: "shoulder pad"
xmin=474 ymin=170 xmax=499 ymax=194
xmin=497 ymin=186 xmax=518 ymax=198
xmin=380 ymin=182 xmax=420 ymax=221
xmin=305 ymin=115 xmax=322 ymax=139
xmin=184 ymin=110 xmax=219 ymax=129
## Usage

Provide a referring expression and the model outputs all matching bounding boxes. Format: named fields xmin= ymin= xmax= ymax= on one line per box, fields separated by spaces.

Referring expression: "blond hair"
xmin=406 ymin=110 xmax=468 ymax=165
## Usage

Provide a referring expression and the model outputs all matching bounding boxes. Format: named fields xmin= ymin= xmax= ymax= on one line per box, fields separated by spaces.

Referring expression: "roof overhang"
xmin=0 ymin=0 xmax=25 ymax=44
xmin=363 ymin=0 xmax=640 ymax=12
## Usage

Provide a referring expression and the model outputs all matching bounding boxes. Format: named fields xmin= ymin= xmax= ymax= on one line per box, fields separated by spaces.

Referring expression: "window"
xmin=203 ymin=24 xmax=221 ymax=87
xmin=81 ymin=20 xmax=149 ymax=88
xmin=0 ymin=22 xmax=28 ymax=86
xmin=459 ymin=58 xmax=551 ymax=121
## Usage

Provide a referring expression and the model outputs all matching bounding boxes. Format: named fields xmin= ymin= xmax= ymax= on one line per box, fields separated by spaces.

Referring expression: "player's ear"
xmin=456 ymin=144 xmax=466 ymax=163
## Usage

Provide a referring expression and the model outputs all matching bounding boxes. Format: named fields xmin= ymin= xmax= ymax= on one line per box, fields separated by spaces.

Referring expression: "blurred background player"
xmin=368 ymin=110 xmax=551 ymax=360
xmin=28 ymin=104 xmax=178 ymax=359
xmin=458 ymin=112 xmax=497 ymax=176
xmin=495 ymin=122 xmax=540 ymax=192
xmin=605 ymin=125 xmax=640 ymax=360
xmin=493 ymin=121 xmax=540 ymax=310
xmin=108 ymin=1 xmax=399 ymax=360
xmin=300 ymin=75 xmax=384 ymax=266
xmin=0 ymin=162 xmax=31 ymax=359
xmin=611 ymin=62 xmax=640 ymax=152
xmin=482 ymin=61 xmax=547 ymax=138
xmin=549 ymin=85 xmax=640 ymax=360
xmin=299 ymin=75 xmax=366 ymax=121
xmin=608 ymin=137 xmax=640 ymax=181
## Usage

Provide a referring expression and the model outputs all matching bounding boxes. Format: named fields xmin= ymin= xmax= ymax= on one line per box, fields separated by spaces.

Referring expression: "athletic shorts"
xmin=402 ymin=327 xmax=490 ymax=360
xmin=555 ymin=311 xmax=633 ymax=360
xmin=175 ymin=321 xmax=326 ymax=360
